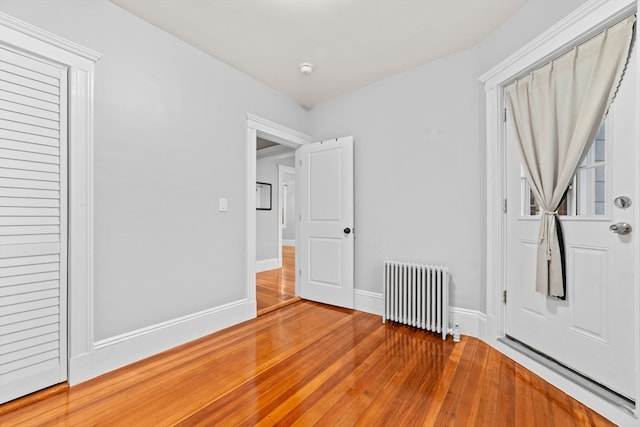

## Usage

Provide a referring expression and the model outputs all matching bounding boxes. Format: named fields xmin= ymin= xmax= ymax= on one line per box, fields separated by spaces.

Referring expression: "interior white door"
xmin=297 ymin=137 xmax=354 ymax=308
xmin=0 ymin=45 xmax=68 ymax=403
xmin=505 ymin=53 xmax=636 ymax=399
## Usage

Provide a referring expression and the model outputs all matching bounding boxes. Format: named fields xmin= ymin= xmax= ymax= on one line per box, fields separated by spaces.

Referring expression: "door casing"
xmin=480 ymin=0 xmax=639 ymax=423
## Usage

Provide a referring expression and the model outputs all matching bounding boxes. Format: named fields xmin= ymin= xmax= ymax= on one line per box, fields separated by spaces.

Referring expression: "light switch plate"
xmin=219 ymin=198 xmax=228 ymax=212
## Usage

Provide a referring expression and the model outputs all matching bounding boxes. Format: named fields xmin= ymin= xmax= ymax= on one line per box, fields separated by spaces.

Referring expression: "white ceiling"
xmin=109 ymin=0 xmax=526 ymax=108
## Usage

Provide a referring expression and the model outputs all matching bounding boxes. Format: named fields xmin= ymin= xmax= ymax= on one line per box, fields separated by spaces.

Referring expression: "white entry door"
xmin=0 ymin=45 xmax=68 ymax=403
xmin=296 ymin=137 xmax=354 ymax=308
xmin=505 ymin=53 xmax=636 ymax=399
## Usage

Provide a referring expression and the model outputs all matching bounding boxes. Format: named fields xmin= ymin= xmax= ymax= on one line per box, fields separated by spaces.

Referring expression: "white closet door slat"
xmin=0 ymin=234 xmax=60 ymax=245
xmin=0 ymin=90 xmax=58 ymax=114
xmin=1 ymin=296 xmax=59 ymax=316
xmin=0 ymin=314 xmax=58 ymax=337
xmin=0 ymin=61 xmax=59 ymax=86
xmin=0 ymin=119 xmax=59 ymax=139
xmin=0 ymin=271 xmax=59 ymax=287
xmin=0 ymin=280 xmax=59 ymax=297
xmin=0 ymin=206 xmax=59 ymax=216
xmin=0 ymin=99 xmax=59 ymax=121
xmin=0 ymin=48 xmax=61 ymax=78
xmin=0 ymin=242 xmax=59 ymax=259
xmin=0 ymin=70 xmax=59 ymax=95
xmin=0 ymin=262 xmax=59 ymax=277
xmin=0 ymin=350 xmax=59 ymax=376
xmin=0 ymin=148 xmax=60 ymax=164
xmin=0 ymin=332 xmax=59 ymax=356
xmin=0 ymin=168 xmax=59 ymax=182
xmin=0 ymin=323 xmax=58 ymax=345
xmin=0 ymin=187 xmax=59 ymax=199
xmin=0 ymin=225 xmax=60 ymax=236
xmin=0 ymin=110 xmax=59 ymax=130
xmin=0 ymin=139 xmax=59 ymax=156
xmin=0 ymin=254 xmax=59 ymax=268
xmin=0 ymin=216 xmax=60 ymax=227
xmin=0 ymin=80 xmax=58 ymax=104
xmin=0 ymin=306 xmax=59 ymax=328
xmin=0 ymin=197 xmax=59 ymax=208
xmin=0 ymin=177 xmax=59 ymax=191
xmin=0 ymin=128 xmax=59 ymax=147
xmin=0 ymin=158 xmax=59 ymax=173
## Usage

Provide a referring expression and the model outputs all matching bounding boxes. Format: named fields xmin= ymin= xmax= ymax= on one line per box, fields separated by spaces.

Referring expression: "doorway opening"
xmin=245 ymin=114 xmax=311 ymax=317
xmin=255 ymin=138 xmax=297 ymax=314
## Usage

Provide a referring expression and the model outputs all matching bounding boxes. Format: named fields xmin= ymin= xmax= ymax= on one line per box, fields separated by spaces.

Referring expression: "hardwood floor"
xmin=256 ymin=245 xmax=298 ymax=315
xmin=0 ymin=301 xmax=613 ymax=426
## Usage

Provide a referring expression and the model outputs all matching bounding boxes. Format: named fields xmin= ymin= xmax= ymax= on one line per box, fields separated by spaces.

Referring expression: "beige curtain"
xmin=505 ymin=15 xmax=635 ymax=298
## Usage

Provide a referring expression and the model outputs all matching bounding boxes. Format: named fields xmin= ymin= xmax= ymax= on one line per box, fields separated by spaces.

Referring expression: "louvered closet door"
xmin=0 ymin=45 xmax=68 ymax=404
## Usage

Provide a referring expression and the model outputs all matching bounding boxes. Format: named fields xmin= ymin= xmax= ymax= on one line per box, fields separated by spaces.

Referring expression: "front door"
xmin=504 ymin=52 xmax=636 ymax=399
xmin=296 ymin=137 xmax=354 ymax=308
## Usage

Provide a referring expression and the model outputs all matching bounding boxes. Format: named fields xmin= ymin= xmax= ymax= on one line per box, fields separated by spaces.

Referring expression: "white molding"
xmin=0 ymin=12 xmax=101 ymax=62
xmin=354 ymin=290 xmax=383 ymax=315
xmin=246 ymin=114 xmax=311 ymax=318
xmin=449 ymin=307 xmax=487 ymax=340
xmin=0 ymin=13 xmax=100 ymax=388
xmin=246 ymin=113 xmax=312 ymax=148
xmin=282 ymin=239 xmax=296 ymax=247
xmin=481 ymin=0 xmax=639 ymax=423
xmin=480 ymin=0 xmax=635 ymax=87
xmin=256 ymin=258 xmax=280 ymax=273
xmin=69 ymin=300 xmax=250 ymax=385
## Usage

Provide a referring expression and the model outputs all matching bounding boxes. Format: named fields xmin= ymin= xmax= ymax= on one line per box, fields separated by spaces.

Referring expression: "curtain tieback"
xmin=539 ymin=211 xmax=558 ymax=261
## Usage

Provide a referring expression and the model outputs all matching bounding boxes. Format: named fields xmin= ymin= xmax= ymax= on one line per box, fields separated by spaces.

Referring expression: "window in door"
xmin=521 ymin=121 xmax=606 ymax=217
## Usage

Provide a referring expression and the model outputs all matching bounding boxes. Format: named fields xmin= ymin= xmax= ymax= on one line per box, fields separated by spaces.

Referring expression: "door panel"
xmin=0 ymin=46 xmax=68 ymax=404
xmin=505 ymin=52 xmax=636 ymax=399
xmin=297 ymin=137 xmax=354 ymax=308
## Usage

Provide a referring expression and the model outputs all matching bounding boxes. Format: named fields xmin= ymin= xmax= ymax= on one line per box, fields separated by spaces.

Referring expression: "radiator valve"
xmin=452 ymin=323 xmax=461 ymax=343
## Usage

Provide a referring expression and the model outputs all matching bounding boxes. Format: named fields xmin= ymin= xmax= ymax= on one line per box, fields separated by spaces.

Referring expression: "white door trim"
xmin=278 ymin=165 xmax=296 ymax=267
xmin=0 ymin=12 xmax=100 ymax=386
xmin=479 ymin=0 xmax=639 ymax=424
xmin=246 ymin=114 xmax=311 ymax=315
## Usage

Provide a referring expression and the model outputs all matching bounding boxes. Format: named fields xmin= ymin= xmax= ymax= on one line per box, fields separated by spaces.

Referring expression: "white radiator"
xmin=383 ymin=261 xmax=450 ymax=340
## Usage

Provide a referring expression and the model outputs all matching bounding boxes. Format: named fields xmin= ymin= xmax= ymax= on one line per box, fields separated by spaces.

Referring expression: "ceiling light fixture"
xmin=299 ymin=62 xmax=313 ymax=76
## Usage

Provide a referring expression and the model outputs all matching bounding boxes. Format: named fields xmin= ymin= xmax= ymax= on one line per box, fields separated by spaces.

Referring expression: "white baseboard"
xmin=353 ymin=289 xmax=487 ymax=340
xmin=354 ymin=289 xmax=383 ymax=315
xmin=256 ymin=258 xmax=280 ymax=272
xmin=282 ymin=239 xmax=296 ymax=247
xmin=449 ymin=307 xmax=487 ymax=340
xmin=69 ymin=299 xmax=252 ymax=385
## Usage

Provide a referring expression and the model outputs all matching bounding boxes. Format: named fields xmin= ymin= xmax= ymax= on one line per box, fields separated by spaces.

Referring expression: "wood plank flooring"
xmin=256 ymin=246 xmax=297 ymax=315
xmin=0 ymin=301 xmax=613 ymax=426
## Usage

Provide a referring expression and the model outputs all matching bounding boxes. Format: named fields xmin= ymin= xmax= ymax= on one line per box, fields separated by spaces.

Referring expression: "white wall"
xmin=307 ymin=0 xmax=589 ymax=312
xmin=256 ymin=154 xmax=294 ymax=261
xmin=0 ymin=0 xmax=308 ymax=341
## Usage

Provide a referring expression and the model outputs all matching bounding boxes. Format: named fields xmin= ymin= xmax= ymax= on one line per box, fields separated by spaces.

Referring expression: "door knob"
xmin=343 ymin=227 xmax=352 ymax=235
xmin=609 ymin=223 xmax=632 ymax=235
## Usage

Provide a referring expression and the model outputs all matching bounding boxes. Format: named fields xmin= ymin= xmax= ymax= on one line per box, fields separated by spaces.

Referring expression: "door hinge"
xmin=299 ymin=160 xmax=302 ymax=167
xmin=503 ymin=290 xmax=507 ymax=304
xmin=502 ymin=108 xmax=507 ymax=122
xmin=502 ymin=199 xmax=507 ymax=214
xmin=299 ymin=269 xmax=302 ymax=277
